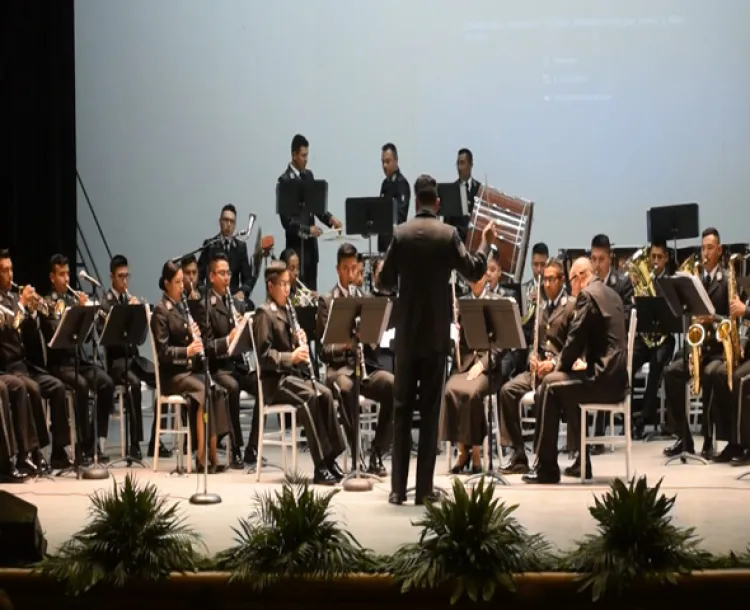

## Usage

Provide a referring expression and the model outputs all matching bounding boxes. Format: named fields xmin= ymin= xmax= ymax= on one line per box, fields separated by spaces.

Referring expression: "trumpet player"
xmin=254 ymin=261 xmax=346 ymax=485
xmin=38 ymin=254 xmax=115 ymax=464
xmin=663 ymin=228 xmax=729 ymax=458
xmin=100 ymin=255 xmax=170 ymax=460
xmin=316 ymin=243 xmax=394 ymax=477
xmin=205 ymin=252 xmax=260 ymax=469
xmin=0 ymin=249 xmax=69 ymax=472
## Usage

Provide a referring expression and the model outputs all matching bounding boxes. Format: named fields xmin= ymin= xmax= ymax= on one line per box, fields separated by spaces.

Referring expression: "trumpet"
xmin=10 ymin=281 xmax=49 ymax=316
xmin=293 ymin=278 xmax=317 ymax=307
xmin=66 ymin=284 xmax=86 ymax=302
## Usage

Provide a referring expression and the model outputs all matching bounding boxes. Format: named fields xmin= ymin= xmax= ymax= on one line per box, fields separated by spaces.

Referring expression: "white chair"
xmin=112 ymin=385 xmax=127 ymax=458
xmin=249 ymin=314 xmax=302 ymax=481
xmin=579 ymin=310 xmax=638 ymax=483
xmin=145 ymin=308 xmax=191 ymax=473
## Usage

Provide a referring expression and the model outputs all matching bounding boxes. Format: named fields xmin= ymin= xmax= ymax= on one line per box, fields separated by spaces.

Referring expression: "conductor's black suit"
xmin=378 ymin=209 xmax=489 ymax=503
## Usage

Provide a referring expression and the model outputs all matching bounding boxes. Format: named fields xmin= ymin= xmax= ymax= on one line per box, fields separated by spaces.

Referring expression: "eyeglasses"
xmin=215 ymin=270 xmax=232 ymax=277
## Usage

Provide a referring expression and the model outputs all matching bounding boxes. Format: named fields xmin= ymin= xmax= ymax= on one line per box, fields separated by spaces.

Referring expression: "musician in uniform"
xmin=181 ymin=255 xmax=201 ymax=299
xmin=443 ymin=148 xmax=481 ymax=244
xmin=254 ymin=261 xmax=346 ymax=485
xmin=316 ymin=243 xmax=394 ymax=476
xmin=629 ymin=243 xmax=676 ymax=437
xmin=663 ymin=228 xmax=728 ymax=458
xmin=523 ymin=257 xmax=628 ymax=484
xmin=151 ymin=260 xmax=230 ymax=472
xmin=498 ymin=258 xmax=574 ymax=475
xmin=589 ymin=234 xmax=634 ymax=328
xmin=197 ymin=204 xmax=257 ymax=305
xmin=205 ymin=252 xmax=259 ymax=469
xmin=278 ymin=134 xmax=343 ymax=291
xmin=355 ymin=253 xmax=365 ymax=289
xmin=440 ymin=271 xmax=502 ymax=474
xmin=39 ymin=254 xmax=115 ymax=463
xmin=377 ymin=174 xmax=492 ymax=505
xmin=0 ymin=375 xmax=29 ymax=483
xmin=0 ymin=249 xmax=66 ymax=471
xmin=378 ymin=142 xmax=410 ymax=253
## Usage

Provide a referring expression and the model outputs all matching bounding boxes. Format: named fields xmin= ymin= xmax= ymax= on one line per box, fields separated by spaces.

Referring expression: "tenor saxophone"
xmin=717 ymin=253 xmax=742 ymax=390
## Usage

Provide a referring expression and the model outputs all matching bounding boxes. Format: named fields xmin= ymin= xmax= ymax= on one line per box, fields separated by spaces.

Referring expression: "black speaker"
xmin=0 ymin=491 xmax=47 ymax=566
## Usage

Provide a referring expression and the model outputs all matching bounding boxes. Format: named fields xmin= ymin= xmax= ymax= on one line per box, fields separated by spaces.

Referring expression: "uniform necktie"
xmin=119 ymin=294 xmax=126 ymax=305
xmin=704 ymin=273 xmax=712 ymax=288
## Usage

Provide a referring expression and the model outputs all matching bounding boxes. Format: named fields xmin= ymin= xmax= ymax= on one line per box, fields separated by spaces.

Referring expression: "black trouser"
xmin=109 ymin=357 xmax=156 ymax=446
xmin=0 ymin=373 xmax=36 ymax=454
xmin=297 ymin=247 xmax=318 ymax=292
xmin=391 ymin=351 xmax=446 ymax=501
xmin=499 ymin=371 xmax=534 ymax=453
xmin=706 ymin=359 xmax=750 ymax=444
xmin=631 ymin=334 xmax=675 ymax=423
xmin=214 ymin=369 xmax=259 ymax=450
xmin=0 ymin=378 xmax=16 ymax=459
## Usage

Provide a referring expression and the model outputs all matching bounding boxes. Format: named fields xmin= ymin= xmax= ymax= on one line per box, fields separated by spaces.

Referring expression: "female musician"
xmin=151 ymin=260 xmax=230 ymax=472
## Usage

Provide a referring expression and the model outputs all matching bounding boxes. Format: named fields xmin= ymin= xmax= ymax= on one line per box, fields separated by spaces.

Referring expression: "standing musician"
xmin=278 ymin=134 xmax=343 ymax=290
xmin=254 ymin=261 xmax=346 ymax=485
xmin=99 ymin=255 xmax=170 ymax=460
xmin=0 ymin=375 xmax=30 ymax=483
xmin=377 ymin=174 xmax=493 ymax=505
xmin=205 ymin=252 xmax=260 ymax=469
xmin=0 ymin=249 xmax=68 ymax=471
xmin=440 ymin=271 xmax=502 ymax=474
xmin=39 ymin=254 xmax=115 ymax=463
xmin=151 ymin=260 xmax=230 ymax=472
xmin=629 ymin=243 xmax=676 ymax=437
xmin=316 ymin=243 xmax=394 ymax=477
xmin=523 ymin=257 xmax=628 ymax=484
xmin=498 ymin=258 xmax=574 ymax=475
xmin=443 ymin=148 xmax=481 ymax=244
xmin=663 ymin=228 xmax=728 ymax=458
xmin=378 ymin=142 xmax=410 ymax=253
xmin=197 ymin=204 xmax=257 ymax=305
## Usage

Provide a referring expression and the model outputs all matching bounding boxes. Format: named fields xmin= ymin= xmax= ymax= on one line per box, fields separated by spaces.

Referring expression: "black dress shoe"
xmin=17 ymin=452 xmax=39 ymax=475
xmin=563 ymin=456 xmax=593 ymax=479
xmin=328 ymin=460 xmax=345 ymax=481
xmin=498 ymin=452 xmax=529 ymax=475
xmin=229 ymin=448 xmax=244 ymax=470
xmin=0 ymin=464 xmax=30 ymax=484
xmin=50 ymin=453 xmax=75 ymax=470
xmin=147 ymin=442 xmax=173 ymax=458
xmin=663 ymin=439 xmax=695 ymax=457
xmin=243 ymin=445 xmax=258 ymax=466
xmin=33 ymin=449 xmax=51 ymax=474
xmin=312 ymin=466 xmax=337 ymax=486
xmin=367 ymin=452 xmax=388 ymax=477
xmin=388 ymin=492 xmax=406 ymax=505
xmin=713 ymin=443 xmax=744 ymax=463
xmin=589 ymin=444 xmax=605 ymax=456
xmin=415 ymin=491 xmax=442 ymax=505
xmin=522 ymin=467 xmax=560 ymax=484
xmin=128 ymin=445 xmax=143 ymax=459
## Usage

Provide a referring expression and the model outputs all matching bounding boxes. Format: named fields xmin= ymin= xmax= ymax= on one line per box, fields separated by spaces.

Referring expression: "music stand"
xmin=323 ymin=295 xmax=391 ymax=491
xmin=48 ymin=305 xmax=98 ymax=478
xmin=655 ymin=274 xmax=714 ymax=465
xmin=460 ymin=297 xmax=526 ymax=486
xmin=101 ymin=304 xmax=150 ymax=470
xmin=345 ymin=196 xmax=395 ymax=272
xmin=277 ymin=179 xmax=329 ymax=284
xmin=647 ymin=203 xmax=699 ymax=245
xmin=437 ymin=183 xmax=465 ymax=218
xmin=227 ymin=313 xmax=257 ymax=473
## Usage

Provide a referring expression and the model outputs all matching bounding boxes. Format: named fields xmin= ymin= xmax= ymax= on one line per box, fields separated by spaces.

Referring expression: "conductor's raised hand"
xmin=481 ymin=221 xmax=497 ymax=244
xmin=292 ymin=345 xmax=310 ymax=364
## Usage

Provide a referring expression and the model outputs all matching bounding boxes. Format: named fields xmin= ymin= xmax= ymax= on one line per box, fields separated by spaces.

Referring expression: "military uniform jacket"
xmin=698 ymin=267 xmax=730 ymax=360
xmin=0 ymin=289 xmax=39 ymax=370
xmin=197 ymin=236 xmax=256 ymax=300
xmin=378 ymin=170 xmax=411 ymax=252
xmin=534 ymin=293 xmax=576 ymax=361
xmin=444 ymin=177 xmax=481 ymax=245
xmin=206 ymin=290 xmax=246 ymax=373
xmin=38 ymin=290 xmax=93 ymax=369
xmin=604 ymin=268 xmax=635 ymax=331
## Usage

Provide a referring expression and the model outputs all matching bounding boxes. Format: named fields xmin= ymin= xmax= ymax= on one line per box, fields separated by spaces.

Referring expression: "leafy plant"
xmin=215 ymin=471 xmax=374 ymax=589
xmin=564 ymin=476 xmax=709 ymax=601
xmin=386 ymin=477 xmax=552 ymax=604
xmin=37 ymin=474 xmax=203 ymax=595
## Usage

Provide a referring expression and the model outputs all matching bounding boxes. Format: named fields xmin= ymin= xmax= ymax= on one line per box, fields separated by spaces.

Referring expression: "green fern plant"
xmin=564 ymin=476 xmax=710 ymax=601
xmin=215 ymin=471 xmax=374 ymax=589
xmin=36 ymin=474 xmax=203 ymax=595
xmin=386 ymin=477 xmax=553 ymax=604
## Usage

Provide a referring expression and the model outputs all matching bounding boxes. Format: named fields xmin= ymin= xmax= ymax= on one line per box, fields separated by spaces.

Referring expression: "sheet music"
xmin=459 ymin=182 xmax=469 ymax=215
xmin=48 ymin=307 xmax=71 ymax=348
xmin=380 ymin=327 xmax=395 ymax=349
xmin=228 ymin=312 xmax=252 ymax=354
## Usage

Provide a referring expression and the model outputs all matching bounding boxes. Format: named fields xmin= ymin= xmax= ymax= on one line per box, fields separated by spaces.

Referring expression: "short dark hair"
xmin=357 ymin=253 xmax=364 ymax=264
xmin=158 ymin=260 xmax=181 ymax=291
xmin=220 ymin=204 xmax=237 ymax=217
xmin=181 ymin=254 xmax=197 ymax=268
xmin=702 ymin=227 xmax=720 ymax=242
xmin=291 ymin=134 xmax=309 ymax=154
xmin=414 ymin=174 xmax=438 ymax=207
xmin=650 ymin=242 xmax=668 ymax=253
xmin=382 ymin=142 xmax=398 ymax=158
xmin=280 ymin=248 xmax=298 ymax=264
xmin=0 ymin=248 xmax=9 ymax=260
xmin=545 ymin=258 xmax=564 ymax=274
xmin=265 ymin=260 xmax=287 ymax=287
xmin=336 ymin=243 xmax=358 ymax=265
xmin=110 ymin=254 xmax=128 ymax=274
xmin=49 ymin=253 xmax=69 ymax=273
xmin=457 ymin=148 xmax=473 ymax=164
xmin=531 ymin=242 xmax=549 ymax=257
xmin=209 ymin=251 xmax=229 ymax=272
xmin=590 ymin=234 xmax=611 ymax=252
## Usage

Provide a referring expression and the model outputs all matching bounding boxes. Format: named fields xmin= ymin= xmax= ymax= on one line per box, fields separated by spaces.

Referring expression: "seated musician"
xmin=205 ymin=252 xmax=260 ymax=469
xmin=39 ymin=254 xmax=115 ymax=464
xmin=253 ymin=261 xmax=346 ymax=485
xmin=524 ymin=258 xmax=628 ymax=484
xmin=498 ymin=258 xmax=574 ymax=474
xmin=181 ymin=255 xmax=201 ymax=299
xmin=440 ymin=271 xmax=503 ymax=474
xmin=316 ymin=243 xmax=394 ymax=476
xmin=629 ymin=243 xmax=676 ymax=437
xmin=151 ymin=260 xmax=230 ymax=473
xmin=0 ymin=375 xmax=31 ymax=482
xmin=99 ymin=255 xmax=171 ymax=460
xmin=590 ymin=234 xmax=634 ymax=328
xmin=663 ymin=228 xmax=728 ymax=458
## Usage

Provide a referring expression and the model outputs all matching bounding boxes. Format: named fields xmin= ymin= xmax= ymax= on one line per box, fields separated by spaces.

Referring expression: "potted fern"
xmin=37 ymin=473 xmax=203 ymax=596
xmin=387 ymin=477 xmax=553 ymax=604
xmin=564 ymin=476 xmax=709 ymax=601
xmin=216 ymin=472 xmax=374 ymax=590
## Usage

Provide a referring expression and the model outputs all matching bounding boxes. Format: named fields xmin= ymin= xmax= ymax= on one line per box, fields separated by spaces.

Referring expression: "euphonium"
xmin=521 ymin=278 xmax=539 ymax=324
xmin=293 ymin=278 xmax=317 ymax=307
xmin=717 ymin=253 xmax=742 ymax=390
xmin=626 ymin=247 xmax=666 ymax=348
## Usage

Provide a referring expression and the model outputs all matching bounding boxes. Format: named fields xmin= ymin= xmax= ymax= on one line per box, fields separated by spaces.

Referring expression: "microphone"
xmin=78 ymin=269 xmax=102 ymax=288
xmin=237 ymin=213 xmax=256 ymax=240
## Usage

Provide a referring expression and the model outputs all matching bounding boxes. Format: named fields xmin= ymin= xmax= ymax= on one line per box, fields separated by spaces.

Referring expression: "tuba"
xmin=626 ymin=247 xmax=666 ymax=348
xmin=716 ymin=253 xmax=742 ymax=390
xmin=680 ymin=253 xmax=705 ymax=395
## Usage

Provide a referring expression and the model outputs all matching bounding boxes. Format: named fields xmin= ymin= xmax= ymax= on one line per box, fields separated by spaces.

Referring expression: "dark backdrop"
xmin=0 ymin=0 xmax=76 ymax=291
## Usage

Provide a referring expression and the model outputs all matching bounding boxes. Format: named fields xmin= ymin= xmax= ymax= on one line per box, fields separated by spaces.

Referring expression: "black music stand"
xmin=323 ymin=296 xmax=392 ymax=492
xmin=345 ymin=196 xmax=395 ymax=271
xmin=277 ymin=179 xmax=329 ymax=284
xmin=459 ymin=297 xmax=526 ymax=485
xmin=48 ymin=305 xmax=98 ymax=479
xmin=647 ymin=203 xmax=699 ymax=245
xmin=655 ymin=274 xmax=714 ymax=466
xmin=437 ymin=183 xmax=465 ymax=218
xmin=227 ymin=313 xmax=257 ymax=473
xmin=101 ymin=304 xmax=150 ymax=470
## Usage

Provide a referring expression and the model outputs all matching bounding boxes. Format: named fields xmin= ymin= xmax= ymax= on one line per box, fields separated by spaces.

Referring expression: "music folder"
xmin=99 ymin=304 xmax=149 ymax=349
xmin=634 ymin=296 xmax=682 ymax=335
xmin=655 ymin=272 xmax=714 ymax=319
xmin=458 ymin=297 xmax=526 ymax=351
xmin=322 ymin=297 xmax=392 ymax=346
xmin=228 ymin=313 xmax=253 ymax=365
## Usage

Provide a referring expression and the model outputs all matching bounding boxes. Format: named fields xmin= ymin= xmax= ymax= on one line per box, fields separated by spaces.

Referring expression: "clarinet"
xmin=182 ymin=292 xmax=206 ymax=365
xmin=286 ymin=298 xmax=320 ymax=396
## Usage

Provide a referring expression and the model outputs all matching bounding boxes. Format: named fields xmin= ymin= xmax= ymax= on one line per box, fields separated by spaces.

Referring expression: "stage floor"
xmin=3 ymin=436 xmax=750 ymax=558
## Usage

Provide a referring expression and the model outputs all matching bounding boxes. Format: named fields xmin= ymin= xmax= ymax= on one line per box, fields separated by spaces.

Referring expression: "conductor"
xmin=377 ymin=174 xmax=494 ymax=505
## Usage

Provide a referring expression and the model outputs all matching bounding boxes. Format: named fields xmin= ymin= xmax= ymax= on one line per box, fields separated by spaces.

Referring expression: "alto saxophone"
xmin=717 ymin=253 xmax=742 ymax=390
xmin=348 ymin=285 xmax=369 ymax=381
xmin=681 ymin=254 xmax=705 ymax=395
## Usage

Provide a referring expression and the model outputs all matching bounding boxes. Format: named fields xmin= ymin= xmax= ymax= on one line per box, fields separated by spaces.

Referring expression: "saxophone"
xmin=680 ymin=253 xmax=705 ymax=395
xmin=626 ymin=247 xmax=666 ymax=348
xmin=717 ymin=253 xmax=742 ymax=390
